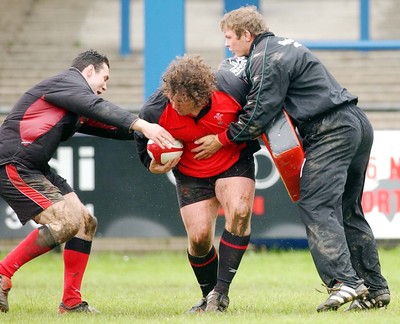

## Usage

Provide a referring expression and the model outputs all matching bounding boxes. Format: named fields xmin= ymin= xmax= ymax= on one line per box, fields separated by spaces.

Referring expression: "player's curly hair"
xmin=162 ymin=54 xmax=216 ymax=107
xmin=220 ymin=5 xmax=268 ymax=38
xmin=71 ymin=49 xmax=110 ymax=72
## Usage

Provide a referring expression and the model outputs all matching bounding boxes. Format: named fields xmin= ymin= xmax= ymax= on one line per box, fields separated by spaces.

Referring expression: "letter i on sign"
xmin=79 ymin=146 xmax=95 ymax=191
xmin=49 ymin=147 xmax=74 ymax=187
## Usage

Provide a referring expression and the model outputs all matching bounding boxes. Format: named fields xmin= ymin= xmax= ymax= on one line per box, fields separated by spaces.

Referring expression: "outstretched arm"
xmin=131 ymin=118 xmax=175 ymax=150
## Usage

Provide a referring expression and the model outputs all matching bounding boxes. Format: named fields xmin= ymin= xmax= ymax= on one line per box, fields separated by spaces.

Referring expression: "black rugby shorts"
xmin=173 ymin=156 xmax=255 ymax=208
xmin=0 ymin=164 xmax=73 ymax=224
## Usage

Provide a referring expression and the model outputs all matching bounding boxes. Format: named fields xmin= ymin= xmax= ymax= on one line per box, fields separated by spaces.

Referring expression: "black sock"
xmin=214 ymin=229 xmax=250 ymax=295
xmin=188 ymin=246 xmax=218 ymax=297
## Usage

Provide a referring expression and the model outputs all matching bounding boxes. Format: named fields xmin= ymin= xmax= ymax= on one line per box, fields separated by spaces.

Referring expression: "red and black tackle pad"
xmin=261 ymin=110 xmax=304 ymax=202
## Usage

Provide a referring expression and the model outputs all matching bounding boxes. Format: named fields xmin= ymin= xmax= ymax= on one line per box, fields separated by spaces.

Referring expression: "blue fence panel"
xmin=144 ymin=0 xmax=185 ymax=99
xmin=119 ymin=0 xmax=131 ymax=56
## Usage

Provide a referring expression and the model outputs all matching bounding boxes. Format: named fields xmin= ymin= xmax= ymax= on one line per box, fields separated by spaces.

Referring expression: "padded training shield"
xmin=261 ymin=110 xmax=304 ymax=202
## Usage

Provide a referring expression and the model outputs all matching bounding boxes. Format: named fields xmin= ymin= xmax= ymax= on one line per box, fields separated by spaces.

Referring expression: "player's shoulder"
xmin=139 ymin=88 xmax=169 ymax=121
xmin=142 ymin=88 xmax=168 ymax=110
xmin=215 ymin=57 xmax=250 ymax=107
xmin=217 ymin=57 xmax=247 ymax=77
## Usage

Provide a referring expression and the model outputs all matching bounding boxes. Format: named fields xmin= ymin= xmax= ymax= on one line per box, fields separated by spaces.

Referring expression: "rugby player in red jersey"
xmin=135 ymin=54 xmax=260 ymax=313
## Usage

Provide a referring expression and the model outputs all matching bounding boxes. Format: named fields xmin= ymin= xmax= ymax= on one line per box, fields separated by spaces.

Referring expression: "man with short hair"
xmin=196 ymin=6 xmax=390 ymax=312
xmin=0 ymin=49 xmax=174 ymax=314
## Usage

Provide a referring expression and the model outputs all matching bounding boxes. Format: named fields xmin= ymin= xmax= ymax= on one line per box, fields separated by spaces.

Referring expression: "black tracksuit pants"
xmin=298 ymin=103 xmax=389 ymax=294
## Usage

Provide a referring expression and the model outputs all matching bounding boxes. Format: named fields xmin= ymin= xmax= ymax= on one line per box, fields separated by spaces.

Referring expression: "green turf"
xmin=0 ymin=246 xmax=399 ymax=323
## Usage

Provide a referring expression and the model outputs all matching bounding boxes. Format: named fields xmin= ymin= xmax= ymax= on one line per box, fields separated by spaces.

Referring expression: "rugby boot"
xmin=0 ymin=274 xmax=12 ymax=313
xmin=58 ymin=301 xmax=99 ymax=314
xmin=345 ymin=289 xmax=390 ymax=311
xmin=205 ymin=289 xmax=229 ymax=312
xmin=187 ymin=297 xmax=207 ymax=313
xmin=317 ymin=282 xmax=369 ymax=312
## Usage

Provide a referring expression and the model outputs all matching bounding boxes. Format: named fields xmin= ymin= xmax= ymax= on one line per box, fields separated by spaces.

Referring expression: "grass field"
xmin=0 ymin=246 xmax=399 ymax=323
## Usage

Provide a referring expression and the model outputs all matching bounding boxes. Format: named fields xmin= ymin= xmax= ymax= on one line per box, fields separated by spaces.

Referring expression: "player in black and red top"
xmin=0 ymin=49 xmax=174 ymax=314
xmin=135 ymin=54 xmax=260 ymax=313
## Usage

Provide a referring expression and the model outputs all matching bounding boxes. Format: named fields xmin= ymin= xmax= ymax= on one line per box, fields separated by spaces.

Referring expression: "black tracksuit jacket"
xmin=0 ymin=67 xmax=137 ymax=172
xmin=220 ymin=32 xmax=358 ymax=145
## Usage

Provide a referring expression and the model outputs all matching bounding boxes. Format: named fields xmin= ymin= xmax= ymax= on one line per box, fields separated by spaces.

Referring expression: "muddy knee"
xmin=50 ymin=219 xmax=80 ymax=243
xmin=189 ymin=234 xmax=212 ymax=256
xmin=34 ymin=202 xmax=82 ymax=243
xmin=226 ymin=207 xmax=252 ymax=236
xmin=36 ymin=225 xmax=59 ymax=248
xmin=83 ymin=213 xmax=97 ymax=236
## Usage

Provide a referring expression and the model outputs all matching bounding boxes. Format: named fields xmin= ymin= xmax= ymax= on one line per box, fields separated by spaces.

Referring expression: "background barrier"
xmin=0 ymin=135 xmax=304 ymax=247
xmin=1 ymin=130 xmax=399 ymax=248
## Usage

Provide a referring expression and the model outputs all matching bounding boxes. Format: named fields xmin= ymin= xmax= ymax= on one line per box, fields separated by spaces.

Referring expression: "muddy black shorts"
xmin=172 ymin=156 xmax=255 ymax=208
xmin=0 ymin=163 xmax=73 ymax=225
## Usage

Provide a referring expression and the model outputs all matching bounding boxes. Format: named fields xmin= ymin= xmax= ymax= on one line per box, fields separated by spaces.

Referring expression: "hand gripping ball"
xmin=147 ymin=139 xmax=184 ymax=164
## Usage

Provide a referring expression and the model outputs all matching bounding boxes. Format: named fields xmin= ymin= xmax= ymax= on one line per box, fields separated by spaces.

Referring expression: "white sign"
xmin=364 ymin=130 xmax=400 ymax=239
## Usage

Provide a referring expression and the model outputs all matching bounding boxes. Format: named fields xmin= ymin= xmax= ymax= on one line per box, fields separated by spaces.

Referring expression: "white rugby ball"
xmin=147 ymin=139 xmax=184 ymax=164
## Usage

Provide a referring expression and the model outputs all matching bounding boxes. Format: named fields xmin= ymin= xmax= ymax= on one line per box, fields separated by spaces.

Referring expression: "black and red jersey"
xmin=135 ymin=60 xmax=260 ymax=178
xmin=0 ymin=67 xmax=138 ymax=172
